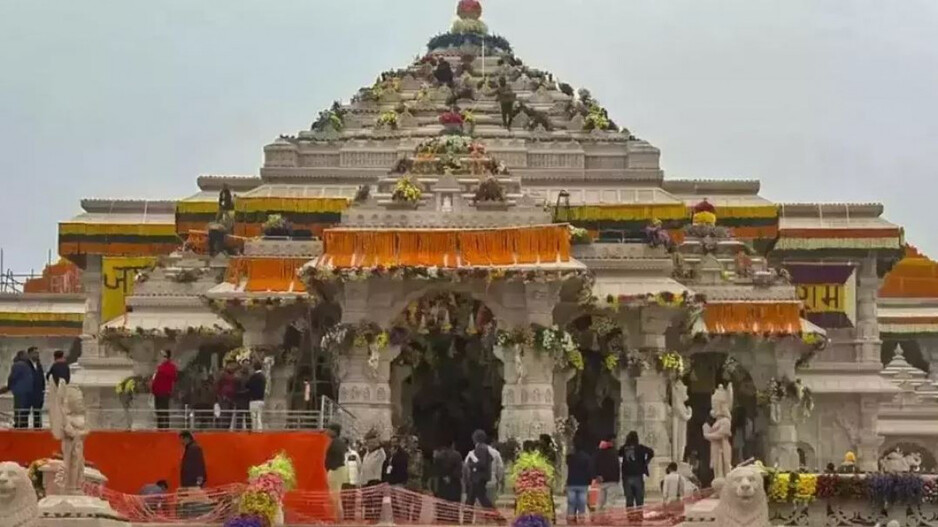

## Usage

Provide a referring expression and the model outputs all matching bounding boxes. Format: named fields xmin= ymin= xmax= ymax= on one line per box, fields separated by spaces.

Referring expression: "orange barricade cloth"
xmin=224 ymin=257 xmax=309 ymax=292
xmin=0 ymin=430 xmax=328 ymax=494
xmin=321 ymin=225 xmax=571 ymax=268
xmin=702 ymin=302 xmax=802 ymax=334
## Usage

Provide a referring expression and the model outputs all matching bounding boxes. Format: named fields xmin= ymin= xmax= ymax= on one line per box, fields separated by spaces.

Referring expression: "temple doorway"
xmin=390 ymin=292 xmax=504 ymax=458
xmin=682 ymin=352 xmax=758 ymax=486
xmin=566 ymin=315 xmax=621 ymax=453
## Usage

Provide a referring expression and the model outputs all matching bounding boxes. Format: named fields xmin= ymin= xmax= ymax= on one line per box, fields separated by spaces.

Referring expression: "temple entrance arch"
xmin=565 ymin=315 xmax=621 ymax=453
xmin=388 ymin=290 xmax=504 ymax=456
xmin=683 ymin=351 xmax=758 ymax=486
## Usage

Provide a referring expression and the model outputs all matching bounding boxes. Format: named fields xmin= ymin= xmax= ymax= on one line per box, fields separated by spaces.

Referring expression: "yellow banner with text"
xmin=101 ymin=257 xmax=156 ymax=323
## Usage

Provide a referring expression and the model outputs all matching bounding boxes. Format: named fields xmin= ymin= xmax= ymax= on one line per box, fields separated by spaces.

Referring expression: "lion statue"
xmin=0 ymin=461 xmax=39 ymax=527
xmin=713 ymin=464 xmax=770 ymax=527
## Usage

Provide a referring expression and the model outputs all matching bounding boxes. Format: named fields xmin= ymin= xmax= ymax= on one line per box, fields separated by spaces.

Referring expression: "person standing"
xmin=246 ymin=362 xmax=266 ymax=431
xmin=214 ymin=361 xmax=238 ymax=429
xmin=360 ymin=432 xmax=387 ymax=522
xmin=592 ymin=433 xmax=620 ymax=513
xmin=324 ymin=423 xmax=349 ymax=521
xmin=6 ymin=350 xmax=33 ymax=429
xmin=463 ymin=429 xmax=496 ymax=521
xmin=232 ymin=363 xmax=251 ymax=430
xmin=46 ymin=350 xmax=70 ymax=386
xmin=566 ymin=440 xmax=593 ymax=524
xmin=619 ymin=430 xmax=654 ymax=509
xmin=433 ymin=439 xmax=463 ymax=523
xmin=151 ymin=350 xmax=178 ymax=430
xmin=27 ymin=347 xmax=45 ymax=428
xmin=179 ymin=431 xmax=207 ymax=488
xmin=660 ymin=462 xmax=693 ymax=517
xmin=383 ymin=437 xmax=410 ymax=523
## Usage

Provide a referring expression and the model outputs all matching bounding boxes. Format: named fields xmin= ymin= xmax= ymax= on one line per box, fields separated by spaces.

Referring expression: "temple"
xmin=4 ymin=0 xmax=937 ymax=489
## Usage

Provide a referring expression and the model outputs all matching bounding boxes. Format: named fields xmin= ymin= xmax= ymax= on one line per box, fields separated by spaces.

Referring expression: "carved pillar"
xmin=336 ymin=345 xmax=401 ymax=440
xmin=496 ymin=345 xmax=555 ymax=441
xmin=637 ymin=307 xmax=673 ymax=490
xmin=766 ymin=342 xmax=800 ymax=471
xmin=856 ymin=395 xmax=884 ymax=472
xmin=618 ymin=372 xmax=638 ymax=442
xmin=636 ymin=371 xmax=671 ymax=490
xmin=553 ymin=368 xmax=577 ymax=421
xmin=79 ymin=255 xmax=103 ymax=359
xmin=240 ymin=312 xmax=292 ymax=427
xmin=856 ymin=255 xmax=882 ymax=364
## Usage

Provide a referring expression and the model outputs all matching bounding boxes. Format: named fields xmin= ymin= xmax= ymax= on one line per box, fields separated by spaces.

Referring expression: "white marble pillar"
xmin=241 ymin=315 xmax=290 ymax=427
xmin=856 ymin=395 xmax=885 ymax=472
xmin=79 ymin=255 xmax=103 ymax=359
xmin=336 ymin=345 xmax=401 ymax=440
xmin=856 ymin=255 xmax=882 ymax=364
xmin=496 ymin=345 xmax=556 ymax=441
xmin=766 ymin=344 xmax=800 ymax=471
xmin=636 ymin=308 xmax=673 ymax=490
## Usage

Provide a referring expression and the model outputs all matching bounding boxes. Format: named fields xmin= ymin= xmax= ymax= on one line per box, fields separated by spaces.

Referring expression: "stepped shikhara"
xmin=7 ymin=0 xmax=938 ymax=497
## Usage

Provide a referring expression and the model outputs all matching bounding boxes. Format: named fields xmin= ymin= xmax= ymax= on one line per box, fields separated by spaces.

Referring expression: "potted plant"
xmin=439 ymin=110 xmax=465 ymax=135
xmin=462 ymin=109 xmax=476 ymax=135
xmin=262 ymin=214 xmax=291 ymax=237
xmin=375 ymin=110 xmax=399 ymax=131
xmin=473 ymin=176 xmax=508 ymax=210
xmin=390 ymin=175 xmax=423 ymax=208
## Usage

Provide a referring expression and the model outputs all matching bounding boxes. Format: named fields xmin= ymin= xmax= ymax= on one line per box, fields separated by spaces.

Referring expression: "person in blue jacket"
xmin=6 ymin=350 xmax=33 ymax=428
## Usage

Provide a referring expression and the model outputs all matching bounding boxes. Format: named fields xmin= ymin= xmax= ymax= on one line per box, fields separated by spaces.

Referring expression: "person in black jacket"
xmin=179 ymin=431 xmax=207 ymax=488
xmin=383 ymin=436 xmax=409 ymax=486
xmin=619 ymin=430 xmax=654 ymax=508
xmin=27 ymin=347 xmax=45 ymax=429
xmin=592 ymin=433 xmax=620 ymax=513
xmin=5 ymin=351 xmax=33 ymax=428
xmin=246 ymin=362 xmax=266 ymax=431
xmin=46 ymin=350 xmax=70 ymax=386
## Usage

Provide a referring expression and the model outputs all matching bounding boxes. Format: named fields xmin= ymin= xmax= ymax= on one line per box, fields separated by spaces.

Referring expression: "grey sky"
xmin=1 ymin=0 xmax=936 ymax=272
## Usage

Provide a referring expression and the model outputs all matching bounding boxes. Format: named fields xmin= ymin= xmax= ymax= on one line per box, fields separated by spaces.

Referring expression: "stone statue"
xmin=670 ymin=379 xmax=692 ymax=462
xmin=713 ymin=464 xmax=770 ymax=527
xmin=879 ymin=447 xmax=915 ymax=473
xmin=703 ymin=383 xmax=733 ymax=481
xmin=48 ymin=380 xmax=89 ymax=495
xmin=0 ymin=461 xmax=40 ymax=527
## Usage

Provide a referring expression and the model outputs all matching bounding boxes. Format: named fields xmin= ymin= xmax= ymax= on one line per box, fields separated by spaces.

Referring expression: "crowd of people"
xmin=319 ymin=425 xmax=699 ymax=524
xmin=143 ymin=350 xmax=269 ymax=431
xmin=1 ymin=347 xmax=70 ymax=428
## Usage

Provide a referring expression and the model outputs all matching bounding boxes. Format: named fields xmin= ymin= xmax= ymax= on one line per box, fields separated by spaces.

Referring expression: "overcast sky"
xmin=1 ymin=0 xmax=936 ymax=272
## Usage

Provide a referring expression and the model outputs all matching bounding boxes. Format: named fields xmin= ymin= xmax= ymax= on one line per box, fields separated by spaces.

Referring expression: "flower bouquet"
xmin=474 ymin=176 xmax=506 ymax=203
xmin=115 ymin=375 xmax=150 ymax=410
xmin=376 ymin=110 xmax=399 ymax=130
xmin=656 ymin=351 xmax=685 ymax=378
xmin=439 ymin=110 xmax=465 ymax=134
xmin=262 ymin=214 xmax=291 ymax=237
xmin=510 ymin=451 xmax=555 ymax=522
xmin=231 ymin=452 xmax=296 ymax=526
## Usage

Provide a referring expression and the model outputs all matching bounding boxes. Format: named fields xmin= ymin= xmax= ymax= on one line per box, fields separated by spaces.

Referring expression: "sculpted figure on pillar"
xmin=48 ymin=380 xmax=90 ymax=495
xmin=670 ymin=379 xmax=692 ymax=462
xmin=703 ymin=383 xmax=734 ymax=481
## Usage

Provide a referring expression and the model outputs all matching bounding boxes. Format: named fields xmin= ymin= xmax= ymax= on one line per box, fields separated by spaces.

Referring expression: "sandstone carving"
xmin=713 ymin=464 xmax=770 ymax=527
xmin=0 ymin=461 xmax=40 ymax=527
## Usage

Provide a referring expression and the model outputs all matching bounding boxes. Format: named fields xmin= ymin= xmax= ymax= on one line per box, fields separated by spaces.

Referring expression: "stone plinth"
xmin=496 ymin=345 xmax=555 ymax=440
xmin=38 ymin=495 xmax=127 ymax=526
xmin=38 ymin=462 xmax=107 ymax=498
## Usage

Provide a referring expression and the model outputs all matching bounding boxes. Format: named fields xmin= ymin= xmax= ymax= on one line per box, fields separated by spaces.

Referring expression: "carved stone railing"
xmin=769 ymin=498 xmax=938 ymax=526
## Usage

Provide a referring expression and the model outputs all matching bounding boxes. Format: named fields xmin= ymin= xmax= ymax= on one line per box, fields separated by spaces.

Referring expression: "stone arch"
xmin=797 ymin=441 xmax=816 ymax=470
xmin=880 ymin=440 xmax=938 ymax=472
xmin=380 ymin=281 xmax=523 ymax=330
xmin=683 ymin=351 xmax=760 ymax=482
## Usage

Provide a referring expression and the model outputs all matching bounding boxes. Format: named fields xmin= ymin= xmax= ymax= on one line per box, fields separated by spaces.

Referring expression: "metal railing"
xmin=0 ymin=396 xmax=360 ymax=433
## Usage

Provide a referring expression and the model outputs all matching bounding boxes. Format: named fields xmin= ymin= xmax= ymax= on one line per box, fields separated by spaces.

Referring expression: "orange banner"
xmin=703 ymin=302 xmax=802 ymax=334
xmin=0 ymin=430 xmax=329 ymax=494
xmin=322 ymin=225 xmax=571 ymax=268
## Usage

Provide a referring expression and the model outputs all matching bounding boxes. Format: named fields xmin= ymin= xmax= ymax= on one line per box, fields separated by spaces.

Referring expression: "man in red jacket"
xmin=151 ymin=350 xmax=178 ymax=429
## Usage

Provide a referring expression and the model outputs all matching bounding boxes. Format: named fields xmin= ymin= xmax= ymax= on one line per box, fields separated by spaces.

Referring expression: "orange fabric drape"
xmin=321 ymin=225 xmax=571 ymax=268
xmin=703 ymin=302 xmax=802 ymax=334
xmin=225 ymin=257 xmax=308 ymax=292
xmin=0 ymin=430 xmax=329 ymax=495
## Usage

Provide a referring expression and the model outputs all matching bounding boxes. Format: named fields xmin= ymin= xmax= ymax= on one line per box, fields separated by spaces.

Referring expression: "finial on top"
xmin=457 ymin=0 xmax=482 ymax=20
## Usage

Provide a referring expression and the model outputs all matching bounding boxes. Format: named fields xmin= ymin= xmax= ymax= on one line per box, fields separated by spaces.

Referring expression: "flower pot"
xmin=442 ymin=122 xmax=464 ymax=135
xmin=474 ymin=201 xmax=509 ymax=211
xmin=387 ymin=200 xmax=419 ymax=210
